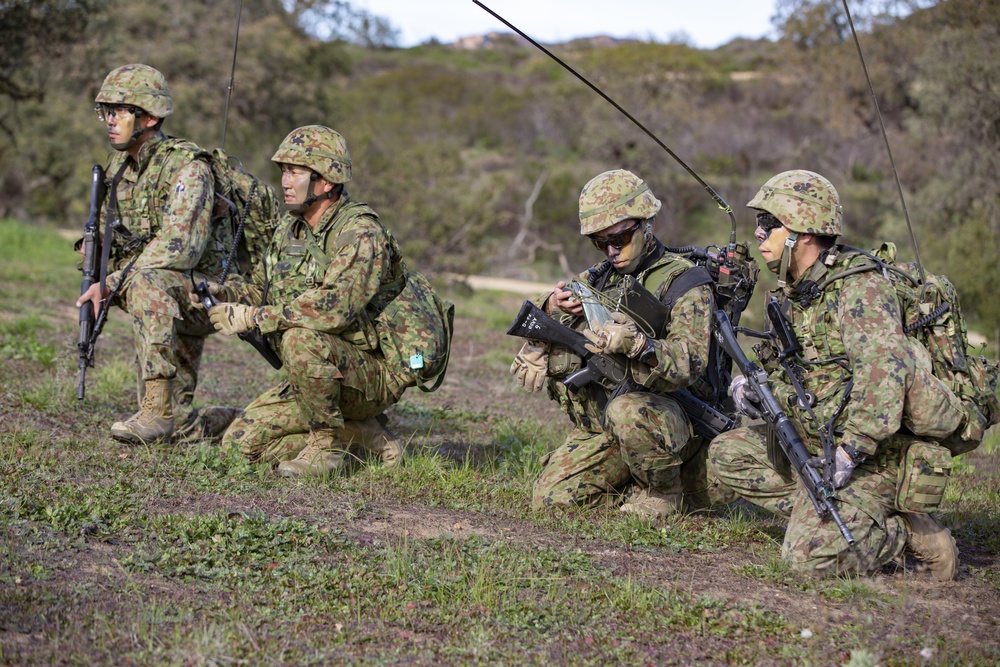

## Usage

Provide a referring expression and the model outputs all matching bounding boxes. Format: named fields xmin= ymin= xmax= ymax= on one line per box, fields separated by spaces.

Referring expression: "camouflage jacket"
xmin=103 ymin=131 xmax=229 ymax=291
xmin=763 ymin=250 xmax=913 ymax=459
xmin=232 ymin=196 xmax=403 ymax=340
xmin=541 ymin=238 xmax=714 ymax=396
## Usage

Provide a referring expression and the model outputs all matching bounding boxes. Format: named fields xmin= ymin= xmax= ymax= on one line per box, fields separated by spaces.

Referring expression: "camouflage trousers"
xmin=532 ymin=383 xmax=733 ymax=511
xmin=117 ymin=268 xmax=217 ymax=411
xmin=708 ymin=424 xmax=910 ymax=577
xmin=221 ymin=327 xmax=407 ymax=462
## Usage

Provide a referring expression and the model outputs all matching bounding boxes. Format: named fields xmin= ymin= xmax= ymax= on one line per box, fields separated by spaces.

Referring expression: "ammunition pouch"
xmin=895 ymin=441 xmax=952 ymax=514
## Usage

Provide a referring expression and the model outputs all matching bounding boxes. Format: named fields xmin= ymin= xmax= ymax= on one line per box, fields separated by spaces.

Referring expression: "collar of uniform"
xmin=309 ymin=193 xmax=351 ymax=233
xmin=629 ymin=236 xmax=665 ymax=276
xmin=133 ymin=130 xmax=168 ymax=170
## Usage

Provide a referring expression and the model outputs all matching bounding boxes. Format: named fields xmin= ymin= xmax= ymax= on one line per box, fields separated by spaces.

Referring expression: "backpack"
xmin=206 ymin=148 xmax=282 ymax=282
xmin=662 ymin=241 xmax=760 ymax=409
xmin=297 ymin=199 xmax=455 ymax=393
xmin=373 ymin=266 xmax=455 ymax=392
xmin=865 ymin=243 xmax=1000 ymax=454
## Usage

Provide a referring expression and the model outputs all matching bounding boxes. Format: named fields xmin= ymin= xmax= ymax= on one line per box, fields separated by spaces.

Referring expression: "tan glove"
xmin=583 ymin=311 xmax=646 ymax=358
xmin=188 ymin=281 xmax=228 ymax=310
xmin=209 ymin=303 xmax=257 ymax=336
xmin=509 ymin=340 xmax=549 ymax=392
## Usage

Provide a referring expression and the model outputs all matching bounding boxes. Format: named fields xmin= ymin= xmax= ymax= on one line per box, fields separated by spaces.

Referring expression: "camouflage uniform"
xmin=529 ymin=170 xmax=728 ymax=512
xmin=93 ymin=64 xmax=232 ymax=440
xmin=708 ymin=170 xmax=959 ymax=577
xmin=221 ymin=127 xmax=415 ymax=464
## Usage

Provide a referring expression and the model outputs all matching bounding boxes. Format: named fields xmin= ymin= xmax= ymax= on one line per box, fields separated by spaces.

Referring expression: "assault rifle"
xmin=77 ymin=165 xmax=106 ymax=399
xmin=506 ymin=300 xmax=735 ymax=440
xmin=76 ymin=162 xmax=139 ymax=400
xmin=712 ymin=308 xmax=856 ymax=547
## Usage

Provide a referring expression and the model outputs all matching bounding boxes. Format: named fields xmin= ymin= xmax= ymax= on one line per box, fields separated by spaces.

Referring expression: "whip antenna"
xmin=220 ymin=0 xmax=245 ymax=151
xmin=841 ymin=0 xmax=925 ymax=283
xmin=472 ymin=0 xmax=737 ymax=243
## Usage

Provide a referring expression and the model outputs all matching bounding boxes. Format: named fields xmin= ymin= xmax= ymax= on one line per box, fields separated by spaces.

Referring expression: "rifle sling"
xmin=98 ymin=160 xmax=130 ymax=293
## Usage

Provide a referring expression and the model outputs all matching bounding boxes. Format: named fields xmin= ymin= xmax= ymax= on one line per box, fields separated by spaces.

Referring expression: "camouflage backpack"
xmin=849 ymin=243 xmax=999 ymax=454
xmin=148 ymin=139 xmax=280 ymax=282
xmin=301 ymin=199 xmax=455 ymax=393
xmin=206 ymin=148 xmax=281 ymax=282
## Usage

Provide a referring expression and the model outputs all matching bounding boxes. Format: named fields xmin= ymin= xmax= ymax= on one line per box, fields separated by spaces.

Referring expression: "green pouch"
xmin=895 ymin=441 xmax=953 ymax=513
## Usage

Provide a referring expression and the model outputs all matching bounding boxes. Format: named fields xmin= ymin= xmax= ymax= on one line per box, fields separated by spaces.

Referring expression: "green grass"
xmin=1 ymin=217 xmax=999 ymax=665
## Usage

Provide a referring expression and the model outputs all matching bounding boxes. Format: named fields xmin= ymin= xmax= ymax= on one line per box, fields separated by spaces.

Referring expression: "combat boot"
xmin=277 ymin=429 xmax=346 ymax=478
xmin=901 ymin=512 xmax=959 ymax=581
xmin=619 ymin=487 xmax=684 ymax=519
xmin=343 ymin=414 xmax=403 ymax=468
xmin=110 ymin=379 xmax=175 ymax=444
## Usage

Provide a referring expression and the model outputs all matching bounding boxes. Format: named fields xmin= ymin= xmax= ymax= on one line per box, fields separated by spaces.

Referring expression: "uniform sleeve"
xmin=130 ymin=159 xmax=214 ymax=272
xmin=631 ymin=283 xmax=713 ymax=392
xmin=255 ymin=218 xmax=389 ymax=334
xmin=837 ymin=272 xmax=912 ymax=456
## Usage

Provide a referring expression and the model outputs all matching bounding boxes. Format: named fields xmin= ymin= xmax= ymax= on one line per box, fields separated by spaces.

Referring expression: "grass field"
xmin=1 ymin=219 xmax=998 ymax=666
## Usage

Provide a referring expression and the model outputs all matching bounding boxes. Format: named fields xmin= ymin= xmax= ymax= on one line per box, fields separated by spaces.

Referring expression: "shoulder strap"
xmin=658 ymin=265 xmax=713 ymax=312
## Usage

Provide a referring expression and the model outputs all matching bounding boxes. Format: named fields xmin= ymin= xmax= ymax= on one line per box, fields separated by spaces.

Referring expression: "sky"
xmin=352 ymin=0 xmax=779 ymax=49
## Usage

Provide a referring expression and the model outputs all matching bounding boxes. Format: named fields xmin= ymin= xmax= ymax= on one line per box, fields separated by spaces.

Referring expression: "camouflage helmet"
xmin=95 ymin=64 xmax=173 ymax=118
xmin=747 ymin=170 xmax=843 ymax=237
xmin=270 ymin=125 xmax=352 ymax=184
xmin=578 ymin=169 xmax=661 ymax=235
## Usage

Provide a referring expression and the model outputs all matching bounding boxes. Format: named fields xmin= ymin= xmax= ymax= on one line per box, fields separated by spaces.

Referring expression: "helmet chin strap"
xmin=775 ymin=231 xmax=798 ymax=288
xmin=113 ymin=114 xmax=154 ymax=152
xmin=288 ymin=174 xmax=340 ymax=212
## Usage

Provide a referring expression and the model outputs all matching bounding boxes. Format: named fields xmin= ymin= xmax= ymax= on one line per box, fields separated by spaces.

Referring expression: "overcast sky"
xmin=352 ymin=0 xmax=778 ymax=49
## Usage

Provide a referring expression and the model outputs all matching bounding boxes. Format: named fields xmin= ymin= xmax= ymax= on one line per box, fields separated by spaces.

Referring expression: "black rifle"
xmin=712 ymin=309 xmax=856 ymax=547
xmin=506 ymin=300 xmax=735 ymax=440
xmin=77 ymin=165 xmax=106 ymax=399
xmin=76 ymin=162 xmax=142 ymax=400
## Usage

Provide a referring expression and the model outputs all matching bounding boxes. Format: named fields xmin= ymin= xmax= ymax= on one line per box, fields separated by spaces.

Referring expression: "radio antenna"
xmin=841 ymin=0 xmax=925 ymax=283
xmin=472 ymin=0 xmax=737 ymax=244
xmin=220 ymin=0 xmax=245 ymax=151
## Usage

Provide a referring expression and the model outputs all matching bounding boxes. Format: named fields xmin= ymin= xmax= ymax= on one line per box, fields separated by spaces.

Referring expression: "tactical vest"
xmin=106 ymin=135 xmax=231 ymax=277
xmin=768 ymin=253 xmax=860 ymax=442
xmin=264 ymin=200 xmax=453 ymax=391
xmin=766 ymin=248 xmax=970 ymax=449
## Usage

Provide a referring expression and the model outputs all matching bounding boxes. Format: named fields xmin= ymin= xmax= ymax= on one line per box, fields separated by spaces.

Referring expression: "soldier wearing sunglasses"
xmin=511 ymin=169 xmax=727 ymax=518
xmin=76 ymin=64 xmax=234 ymax=445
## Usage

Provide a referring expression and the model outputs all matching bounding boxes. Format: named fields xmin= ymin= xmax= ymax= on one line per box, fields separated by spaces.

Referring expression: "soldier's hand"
xmin=510 ymin=340 xmax=549 ymax=392
xmin=729 ymin=374 xmax=762 ymax=419
xmin=548 ymin=281 xmax=583 ymax=316
xmin=584 ymin=311 xmax=646 ymax=358
xmin=76 ymin=282 xmax=110 ymax=319
xmin=209 ymin=303 xmax=257 ymax=336
xmin=188 ymin=281 xmax=227 ymax=310
xmin=832 ymin=446 xmax=857 ymax=488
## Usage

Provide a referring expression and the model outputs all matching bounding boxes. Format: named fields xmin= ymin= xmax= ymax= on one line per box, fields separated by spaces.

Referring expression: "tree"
xmin=0 ymin=0 xmax=106 ymax=131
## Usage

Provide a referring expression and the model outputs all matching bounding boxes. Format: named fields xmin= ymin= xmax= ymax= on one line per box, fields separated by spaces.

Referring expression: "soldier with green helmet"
xmin=708 ymin=169 xmax=961 ymax=579
xmin=512 ymin=169 xmax=731 ymax=517
xmin=76 ymin=64 xmax=234 ymax=444
xmin=202 ymin=125 xmax=448 ymax=477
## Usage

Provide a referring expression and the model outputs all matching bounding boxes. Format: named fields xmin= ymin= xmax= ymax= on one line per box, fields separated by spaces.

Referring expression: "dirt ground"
xmin=2 ymin=277 xmax=999 ymax=664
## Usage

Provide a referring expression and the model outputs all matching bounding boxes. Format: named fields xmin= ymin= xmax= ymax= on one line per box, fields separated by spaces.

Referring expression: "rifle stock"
xmin=711 ymin=309 xmax=855 ymax=546
xmin=77 ymin=165 xmax=106 ymax=400
xmin=506 ymin=300 xmax=734 ymax=440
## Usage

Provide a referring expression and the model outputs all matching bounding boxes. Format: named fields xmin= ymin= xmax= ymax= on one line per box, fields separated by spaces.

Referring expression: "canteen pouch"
xmin=895 ymin=441 xmax=952 ymax=513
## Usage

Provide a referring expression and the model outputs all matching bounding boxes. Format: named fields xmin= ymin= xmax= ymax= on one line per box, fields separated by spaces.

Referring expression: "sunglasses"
xmin=755 ymin=211 xmax=784 ymax=236
xmin=590 ymin=219 xmax=644 ymax=252
xmin=94 ymin=103 xmax=142 ymax=122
